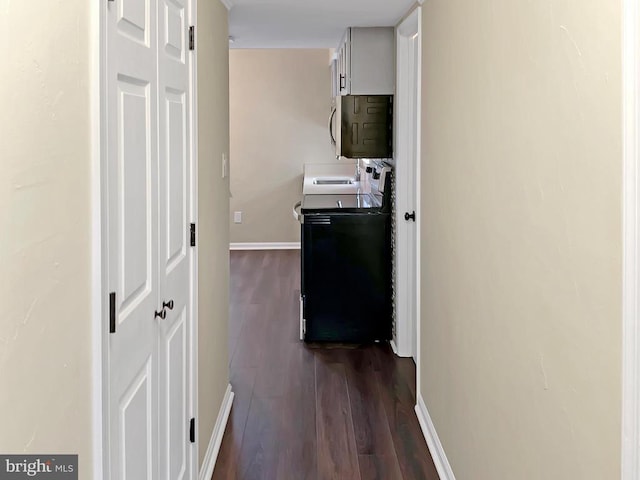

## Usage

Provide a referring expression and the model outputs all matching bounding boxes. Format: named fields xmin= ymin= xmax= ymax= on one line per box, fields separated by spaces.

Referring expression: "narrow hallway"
xmin=212 ymin=250 xmax=438 ymax=479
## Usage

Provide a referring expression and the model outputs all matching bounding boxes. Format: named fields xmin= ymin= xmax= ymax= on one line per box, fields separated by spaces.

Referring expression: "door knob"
xmin=155 ymin=308 xmax=167 ymax=320
xmin=163 ymin=300 xmax=174 ymax=311
xmin=404 ymin=211 xmax=416 ymax=222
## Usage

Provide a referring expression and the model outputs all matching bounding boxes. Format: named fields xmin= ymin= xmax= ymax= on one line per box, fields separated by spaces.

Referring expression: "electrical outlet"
xmin=234 ymin=211 xmax=242 ymax=224
xmin=222 ymin=153 xmax=228 ymax=179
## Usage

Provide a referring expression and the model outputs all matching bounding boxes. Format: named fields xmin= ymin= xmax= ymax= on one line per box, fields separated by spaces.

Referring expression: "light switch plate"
xmin=233 ymin=211 xmax=242 ymax=224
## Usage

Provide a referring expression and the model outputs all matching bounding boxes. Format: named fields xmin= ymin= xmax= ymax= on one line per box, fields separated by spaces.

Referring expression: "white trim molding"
xmin=622 ymin=0 xmax=640 ymax=477
xmin=199 ymin=385 xmax=234 ymax=480
xmin=188 ymin=1 xmax=199 ymax=478
xmin=230 ymin=242 xmax=301 ymax=251
xmin=91 ymin=1 xmax=106 ymax=478
xmin=415 ymin=395 xmax=456 ymax=480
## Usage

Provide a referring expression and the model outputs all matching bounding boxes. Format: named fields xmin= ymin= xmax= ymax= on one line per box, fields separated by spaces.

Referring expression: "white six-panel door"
xmin=106 ymin=0 xmax=193 ymax=478
xmin=157 ymin=0 xmax=192 ymax=478
xmin=107 ymin=0 xmax=160 ymax=477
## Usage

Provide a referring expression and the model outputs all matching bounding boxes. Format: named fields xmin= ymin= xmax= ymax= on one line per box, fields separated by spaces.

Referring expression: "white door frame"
xmin=394 ymin=5 xmax=422 ymax=370
xmin=90 ymin=1 xmax=106 ymax=478
xmin=622 ymin=0 xmax=640 ymax=477
xmin=187 ymin=0 xmax=199 ymax=478
xmin=91 ymin=1 xmax=199 ymax=477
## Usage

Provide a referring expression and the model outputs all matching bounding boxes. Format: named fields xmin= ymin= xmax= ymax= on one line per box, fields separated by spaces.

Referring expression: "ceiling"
xmin=226 ymin=0 xmax=415 ymax=49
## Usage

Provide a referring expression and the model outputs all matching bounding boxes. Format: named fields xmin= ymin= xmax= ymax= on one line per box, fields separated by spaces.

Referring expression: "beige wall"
xmin=0 ymin=0 xmax=93 ymax=473
xmin=229 ymin=49 xmax=336 ymax=244
xmin=420 ymin=1 xmax=621 ymax=479
xmin=197 ymin=0 xmax=231 ymax=466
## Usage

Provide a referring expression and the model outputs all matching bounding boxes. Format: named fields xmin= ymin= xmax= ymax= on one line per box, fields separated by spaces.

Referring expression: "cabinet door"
xmin=337 ymin=46 xmax=346 ymax=95
xmin=330 ymin=58 xmax=338 ymax=98
xmin=336 ymin=29 xmax=350 ymax=95
xmin=349 ymin=27 xmax=395 ymax=95
xmin=343 ymin=29 xmax=351 ymax=94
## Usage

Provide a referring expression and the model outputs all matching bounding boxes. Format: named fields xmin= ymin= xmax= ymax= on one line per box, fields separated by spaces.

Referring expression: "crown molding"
xmin=219 ymin=0 xmax=234 ymax=10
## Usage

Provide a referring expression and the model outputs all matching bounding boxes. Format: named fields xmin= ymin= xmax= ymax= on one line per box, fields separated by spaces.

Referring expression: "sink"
xmin=313 ymin=178 xmax=354 ymax=185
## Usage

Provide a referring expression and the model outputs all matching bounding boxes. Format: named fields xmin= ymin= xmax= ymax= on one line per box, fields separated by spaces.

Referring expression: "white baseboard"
xmin=229 ymin=242 xmax=301 ymax=251
xmin=199 ymin=384 xmax=234 ymax=480
xmin=390 ymin=339 xmax=416 ymax=359
xmin=415 ymin=394 xmax=456 ymax=480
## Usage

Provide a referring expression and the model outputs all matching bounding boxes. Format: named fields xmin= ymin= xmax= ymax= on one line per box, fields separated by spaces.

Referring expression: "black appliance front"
xmin=301 ymin=212 xmax=391 ymax=343
xmin=340 ymin=95 xmax=393 ymax=159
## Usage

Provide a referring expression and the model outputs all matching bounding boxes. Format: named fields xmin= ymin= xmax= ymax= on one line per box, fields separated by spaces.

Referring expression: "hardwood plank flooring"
xmin=315 ymin=354 xmax=361 ymax=480
xmin=213 ymin=250 xmax=438 ymax=480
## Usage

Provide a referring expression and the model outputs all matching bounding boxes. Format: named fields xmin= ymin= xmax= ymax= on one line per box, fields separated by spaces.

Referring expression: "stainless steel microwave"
xmin=329 ymin=95 xmax=393 ymax=159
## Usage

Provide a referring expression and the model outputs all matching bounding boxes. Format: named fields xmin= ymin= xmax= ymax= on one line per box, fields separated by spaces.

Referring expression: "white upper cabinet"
xmin=335 ymin=27 xmax=395 ymax=96
xmin=330 ymin=58 xmax=339 ymax=98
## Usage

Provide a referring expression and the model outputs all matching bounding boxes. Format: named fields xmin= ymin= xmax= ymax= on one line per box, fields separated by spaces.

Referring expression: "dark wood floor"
xmin=212 ymin=250 xmax=439 ymax=480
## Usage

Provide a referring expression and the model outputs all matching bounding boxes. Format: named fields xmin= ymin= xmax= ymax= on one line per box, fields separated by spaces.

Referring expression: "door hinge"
xmin=190 ymin=223 xmax=196 ymax=247
xmin=189 ymin=417 xmax=196 ymax=443
xmin=189 ymin=26 xmax=195 ymax=51
xmin=109 ymin=292 xmax=116 ymax=334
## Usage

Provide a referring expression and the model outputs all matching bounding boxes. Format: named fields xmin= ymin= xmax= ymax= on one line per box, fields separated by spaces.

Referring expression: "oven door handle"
xmin=292 ymin=201 xmax=302 ymax=222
